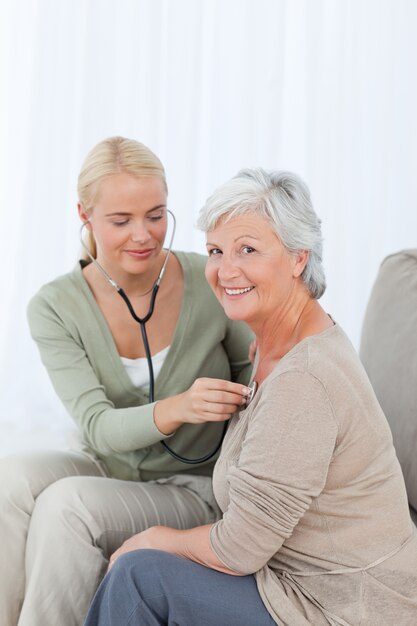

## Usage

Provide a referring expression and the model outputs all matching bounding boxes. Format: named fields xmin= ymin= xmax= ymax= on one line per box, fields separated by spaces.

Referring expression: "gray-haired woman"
xmin=84 ymin=168 xmax=417 ymax=626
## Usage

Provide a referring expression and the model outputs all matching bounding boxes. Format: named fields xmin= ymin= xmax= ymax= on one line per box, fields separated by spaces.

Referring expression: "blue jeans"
xmin=84 ymin=549 xmax=277 ymax=626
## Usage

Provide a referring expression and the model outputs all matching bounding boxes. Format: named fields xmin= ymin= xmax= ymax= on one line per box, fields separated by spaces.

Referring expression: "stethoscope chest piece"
xmin=245 ymin=380 xmax=258 ymax=407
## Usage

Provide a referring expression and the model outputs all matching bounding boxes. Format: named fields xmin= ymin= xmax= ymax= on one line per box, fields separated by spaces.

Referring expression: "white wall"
xmin=1 ymin=0 xmax=416 ymax=453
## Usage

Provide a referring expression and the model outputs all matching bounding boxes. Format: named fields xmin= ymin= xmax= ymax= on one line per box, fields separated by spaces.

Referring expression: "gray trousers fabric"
xmin=0 ymin=451 xmax=217 ymax=626
xmin=84 ymin=550 xmax=277 ymax=626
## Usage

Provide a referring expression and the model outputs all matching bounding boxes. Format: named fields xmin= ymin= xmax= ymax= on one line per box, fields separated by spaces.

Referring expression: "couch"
xmin=360 ymin=249 xmax=417 ymax=525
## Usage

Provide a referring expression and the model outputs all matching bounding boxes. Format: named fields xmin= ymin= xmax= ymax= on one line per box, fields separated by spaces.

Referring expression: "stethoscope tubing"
xmin=79 ymin=210 xmax=227 ymax=464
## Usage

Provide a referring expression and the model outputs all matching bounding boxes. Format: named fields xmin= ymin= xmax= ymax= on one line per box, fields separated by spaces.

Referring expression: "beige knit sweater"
xmin=210 ymin=324 xmax=417 ymax=625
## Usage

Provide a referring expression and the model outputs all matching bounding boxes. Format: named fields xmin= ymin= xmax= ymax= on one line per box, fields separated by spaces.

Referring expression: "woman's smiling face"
xmin=205 ymin=212 xmax=304 ymax=326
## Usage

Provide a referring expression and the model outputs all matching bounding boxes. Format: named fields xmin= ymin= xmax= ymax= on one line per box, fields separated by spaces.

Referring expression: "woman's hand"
xmin=108 ymin=527 xmax=163 ymax=571
xmin=154 ymin=378 xmax=250 ymax=435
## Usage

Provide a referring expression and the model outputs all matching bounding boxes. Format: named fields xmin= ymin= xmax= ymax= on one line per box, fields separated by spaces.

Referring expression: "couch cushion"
xmin=360 ymin=250 xmax=417 ymax=516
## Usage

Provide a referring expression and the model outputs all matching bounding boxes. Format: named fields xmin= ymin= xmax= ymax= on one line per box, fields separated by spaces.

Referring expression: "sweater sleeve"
xmin=27 ymin=292 xmax=169 ymax=456
xmin=210 ymin=370 xmax=338 ymax=574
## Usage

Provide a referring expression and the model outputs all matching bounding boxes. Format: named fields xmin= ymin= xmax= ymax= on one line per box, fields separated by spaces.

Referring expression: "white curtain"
xmin=1 ymin=0 xmax=416 ymax=454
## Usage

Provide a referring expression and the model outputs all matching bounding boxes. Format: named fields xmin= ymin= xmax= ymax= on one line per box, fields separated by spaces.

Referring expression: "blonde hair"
xmin=78 ymin=136 xmax=167 ymax=259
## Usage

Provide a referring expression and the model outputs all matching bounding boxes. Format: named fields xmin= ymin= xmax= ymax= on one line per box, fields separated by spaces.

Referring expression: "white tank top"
xmin=120 ymin=345 xmax=170 ymax=389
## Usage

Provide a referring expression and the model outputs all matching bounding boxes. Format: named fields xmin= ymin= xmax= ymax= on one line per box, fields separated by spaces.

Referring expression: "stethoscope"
xmin=80 ymin=209 xmax=258 ymax=464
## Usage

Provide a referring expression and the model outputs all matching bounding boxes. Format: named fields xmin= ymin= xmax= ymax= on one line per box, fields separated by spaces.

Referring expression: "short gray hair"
xmin=197 ymin=168 xmax=326 ymax=299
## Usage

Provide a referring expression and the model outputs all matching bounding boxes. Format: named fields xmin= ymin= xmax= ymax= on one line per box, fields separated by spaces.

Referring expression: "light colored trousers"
xmin=0 ymin=450 xmax=218 ymax=626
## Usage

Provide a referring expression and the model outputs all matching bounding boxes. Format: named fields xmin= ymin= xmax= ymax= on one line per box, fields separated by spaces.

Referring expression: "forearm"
xmin=82 ymin=403 xmax=168 ymax=453
xmin=167 ymin=525 xmax=232 ymax=572
xmin=153 ymin=395 xmax=185 ymax=435
xmin=149 ymin=525 xmax=243 ymax=576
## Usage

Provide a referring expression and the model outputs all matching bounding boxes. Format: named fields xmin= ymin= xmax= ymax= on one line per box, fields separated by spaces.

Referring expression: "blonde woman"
xmin=0 ymin=137 xmax=253 ymax=626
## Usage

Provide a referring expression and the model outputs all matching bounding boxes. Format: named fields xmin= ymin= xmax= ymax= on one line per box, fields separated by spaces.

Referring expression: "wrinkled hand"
xmin=108 ymin=527 xmax=169 ymax=572
xmin=154 ymin=378 xmax=250 ymax=434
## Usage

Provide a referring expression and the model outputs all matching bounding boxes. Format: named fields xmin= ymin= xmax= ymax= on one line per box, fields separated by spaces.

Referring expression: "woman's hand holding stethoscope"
xmin=154 ymin=378 xmax=251 ymax=436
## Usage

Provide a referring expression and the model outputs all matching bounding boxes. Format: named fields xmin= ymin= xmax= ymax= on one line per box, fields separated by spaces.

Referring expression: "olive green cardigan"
xmin=27 ymin=251 xmax=253 ymax=481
